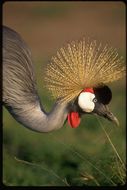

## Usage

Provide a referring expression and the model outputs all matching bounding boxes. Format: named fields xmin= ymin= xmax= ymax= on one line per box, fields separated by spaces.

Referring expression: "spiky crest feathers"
xmin=44 ymin=38 xmax=125 ymax=103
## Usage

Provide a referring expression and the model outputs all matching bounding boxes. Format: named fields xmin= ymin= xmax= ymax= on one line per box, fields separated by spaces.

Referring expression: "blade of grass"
xmin=80 ymin=172 xmax=100 ymax=186
xmin=96 ymin=117 xmax=125 ymax=167
xmin=96 ymin=117 xmax=126 ymax=185
xmin=14 ymin=156 xmax=70 ymax=186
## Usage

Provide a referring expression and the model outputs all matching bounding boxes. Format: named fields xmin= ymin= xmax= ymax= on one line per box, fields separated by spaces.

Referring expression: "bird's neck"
xmin=10 ymin=101 xmax=69 ymax=133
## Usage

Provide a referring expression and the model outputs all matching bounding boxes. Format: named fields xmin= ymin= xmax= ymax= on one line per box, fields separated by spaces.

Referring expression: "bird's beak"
xmin=93 ymin=103 xmax=119 ymax=126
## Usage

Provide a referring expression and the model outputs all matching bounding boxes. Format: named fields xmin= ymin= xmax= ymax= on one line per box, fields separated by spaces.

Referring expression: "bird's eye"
xmin=93 ymin=98 xmax=97 ymax=103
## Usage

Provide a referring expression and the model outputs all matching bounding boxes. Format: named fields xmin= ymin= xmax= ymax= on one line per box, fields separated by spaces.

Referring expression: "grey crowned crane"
xmin=3 ymin=26 xmax=125 ymax=132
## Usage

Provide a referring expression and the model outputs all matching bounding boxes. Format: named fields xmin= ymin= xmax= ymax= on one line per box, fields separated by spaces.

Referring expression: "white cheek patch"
xmin=78 ymin=92 xmax=95 ymax=113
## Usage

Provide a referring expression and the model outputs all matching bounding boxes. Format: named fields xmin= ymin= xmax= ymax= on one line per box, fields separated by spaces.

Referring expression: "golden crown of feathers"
xmin=44 ymin=38 xmax=126 ymax=103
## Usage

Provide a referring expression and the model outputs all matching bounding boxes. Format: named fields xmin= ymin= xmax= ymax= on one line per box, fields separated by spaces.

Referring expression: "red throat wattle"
xmin=67 ymin=88 xmax=94 ymax=128
xmin=67 ymin=112 xmax=81 ymax=128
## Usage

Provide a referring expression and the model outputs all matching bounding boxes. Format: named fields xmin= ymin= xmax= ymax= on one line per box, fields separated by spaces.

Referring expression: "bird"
xmin=3 ymin=26 xmax=126 ymax=132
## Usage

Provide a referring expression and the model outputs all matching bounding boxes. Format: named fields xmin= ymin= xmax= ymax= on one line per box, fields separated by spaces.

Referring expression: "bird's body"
xmin=3 ymin=26 xmax=125 ymax=132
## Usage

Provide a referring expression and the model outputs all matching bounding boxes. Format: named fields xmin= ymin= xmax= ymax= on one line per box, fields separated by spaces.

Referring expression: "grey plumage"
xmin=3 ymin=26 xmax=68 ymax=132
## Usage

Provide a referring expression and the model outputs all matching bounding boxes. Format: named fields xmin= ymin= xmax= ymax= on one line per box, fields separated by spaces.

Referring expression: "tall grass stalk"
xmin=96 ymin=117 xmax=126 ymax=185
xmin=14 ymin=157 xmax=70 ymax=186
xmin=96 ymin=117 xmax=125 ymax=166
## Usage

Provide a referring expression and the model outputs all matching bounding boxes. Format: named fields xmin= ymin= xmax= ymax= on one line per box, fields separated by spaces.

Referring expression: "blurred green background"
xmin=3 ymin=2 xmax=126 ymax=186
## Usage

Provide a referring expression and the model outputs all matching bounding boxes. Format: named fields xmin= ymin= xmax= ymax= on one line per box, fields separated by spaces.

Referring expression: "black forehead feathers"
xmin=94 ymin=85 xmax=112 ymax=105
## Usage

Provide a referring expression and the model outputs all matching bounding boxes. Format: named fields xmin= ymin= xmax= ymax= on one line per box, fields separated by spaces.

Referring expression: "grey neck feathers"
xmin=6 ymin=101 xmax=68 ymax=133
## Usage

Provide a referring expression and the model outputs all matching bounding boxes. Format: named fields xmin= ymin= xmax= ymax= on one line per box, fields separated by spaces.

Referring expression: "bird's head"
xmin=44 ymin=38 xmax=125 ymax=129
xmin=67 ymin=86 xmax=119 ymax=128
